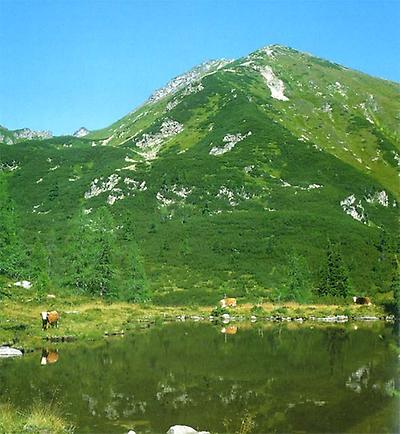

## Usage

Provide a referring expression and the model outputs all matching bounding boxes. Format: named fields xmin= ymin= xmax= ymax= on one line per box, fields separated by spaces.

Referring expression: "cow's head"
xmin=41 ymin=312 xmax=48 ymax=321
xmin=352 ymin=297 xmax=357 ymax=302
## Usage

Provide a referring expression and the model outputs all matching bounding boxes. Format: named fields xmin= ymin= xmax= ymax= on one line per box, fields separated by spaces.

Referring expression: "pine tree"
xmin=286 ymin=253 xmax=312 ymax=303
xmin=318 ymin=240 xmax=350 ymax=298
xmin=65 ymin=211 xmax=93 ymax=291
xmin=114 ymin=214 xmax=150 ymax=302
xmin=91 ymin=207 xmax=114 ymax=297
xmin=0 ymin=174 xmax=27 ymax=278
xmin=391 ymin=255 xmax=400 ymax=317
xmin=29 ymin=238 xmax=51 ymax=292
xmin=66 ymin=207 xmax=115 ymax=296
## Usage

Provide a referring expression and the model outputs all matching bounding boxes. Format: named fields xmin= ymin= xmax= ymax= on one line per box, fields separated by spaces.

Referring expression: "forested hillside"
xmin=1 ymin=45 xmax=399 ymax=304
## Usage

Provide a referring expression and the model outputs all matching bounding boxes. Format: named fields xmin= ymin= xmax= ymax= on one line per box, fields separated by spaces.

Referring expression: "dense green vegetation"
xmin=0 ymin=45 xmax=398 ymax=305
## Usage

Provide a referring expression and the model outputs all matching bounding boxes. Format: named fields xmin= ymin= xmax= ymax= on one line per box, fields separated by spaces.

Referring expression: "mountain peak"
xmin=147 ymin=58 xmax=232 ymax=104
xmin=73 ymin=127 xmax=90 ymax=137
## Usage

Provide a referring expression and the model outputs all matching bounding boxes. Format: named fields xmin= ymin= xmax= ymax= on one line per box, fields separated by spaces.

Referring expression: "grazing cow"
xmin=353 ymin=296 xmax=372 ymax=306
xmin=219 ymin=297 xmax=237 ymax=308
xmin=41 ymin=311 xmax=60 ymax=330
xmin=40 ymin=349 xmax=59 ymax=365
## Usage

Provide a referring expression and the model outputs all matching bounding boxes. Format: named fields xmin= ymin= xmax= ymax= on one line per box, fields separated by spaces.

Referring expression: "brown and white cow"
xmin=41 ymin=311 xmax=60 ymax=330
xmin=352 ymin=296 xmax=372 ymax=306
xmin=219 ymin=297 xmax=237 ymax=308
xmin=40 ymin=349 xmax=59 ymax=365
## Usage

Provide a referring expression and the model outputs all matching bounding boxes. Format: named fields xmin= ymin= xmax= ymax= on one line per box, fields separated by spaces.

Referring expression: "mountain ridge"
xmin=0 ymin=44 xmax=398 ymax=304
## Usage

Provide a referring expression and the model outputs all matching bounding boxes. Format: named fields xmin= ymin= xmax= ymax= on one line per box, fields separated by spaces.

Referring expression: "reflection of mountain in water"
xmin=0 ymin=323 xmax=398 ymax=433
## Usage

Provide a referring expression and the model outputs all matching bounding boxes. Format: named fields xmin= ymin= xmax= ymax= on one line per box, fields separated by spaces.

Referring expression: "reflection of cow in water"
xmin=352 ymin=296 xmax=372 ymax=306
xmin=41 ymin=311 xmax=60 ymax=330
xmin=221 ymin=325 xmax=238 ymax=335
xmin=40 ymin=349 xmax=59 ymax=365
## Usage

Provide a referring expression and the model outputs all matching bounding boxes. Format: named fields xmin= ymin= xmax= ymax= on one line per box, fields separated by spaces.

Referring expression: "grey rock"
xmin=167 ymin=426 xmax=197 ymax=434
xmin=0 ymin=346 xmax=23 ymax=358
xmin=317 ymin=316 xmax=341 ymax=322
xmin=167 ymin=426 xmax=210 ymax=434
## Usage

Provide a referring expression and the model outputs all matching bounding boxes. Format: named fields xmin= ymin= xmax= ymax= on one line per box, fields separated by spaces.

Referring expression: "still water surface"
xmin=0 ymin=322 xmax=399 ymax=433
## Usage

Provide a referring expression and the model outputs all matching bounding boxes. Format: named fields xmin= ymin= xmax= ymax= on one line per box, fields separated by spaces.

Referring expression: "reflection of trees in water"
xmin=325 ymin=327 xmax=349 ymax=375
xmin=267 ymin=323 xmax=284 ymax=354
xmin=0 ymin=323 xmax=398 ymax=433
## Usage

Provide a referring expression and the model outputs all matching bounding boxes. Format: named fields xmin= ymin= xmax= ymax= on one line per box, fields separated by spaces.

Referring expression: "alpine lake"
xmin=0 ymin=320 xmax=399 ymax=434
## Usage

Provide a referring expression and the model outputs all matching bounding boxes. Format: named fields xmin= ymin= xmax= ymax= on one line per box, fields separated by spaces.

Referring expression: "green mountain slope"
xmin=1 ymin=45 xmax=399 ymax=304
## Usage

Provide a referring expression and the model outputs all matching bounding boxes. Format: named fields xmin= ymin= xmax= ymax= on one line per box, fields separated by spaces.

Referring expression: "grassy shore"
xmin=0 ymin=402 xmax=74 ymax=434
xmin=0 ymin=284 xmax=391 ymax=350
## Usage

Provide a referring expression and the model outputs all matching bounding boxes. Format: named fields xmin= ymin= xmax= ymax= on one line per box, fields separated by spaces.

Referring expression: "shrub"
xmin=272 ymin=306 xmax=288 ymax=316
xmin=211 ymin=305 xmax=229 ymax=317
xmin=250 ymin=304 xmax=264 ymax=315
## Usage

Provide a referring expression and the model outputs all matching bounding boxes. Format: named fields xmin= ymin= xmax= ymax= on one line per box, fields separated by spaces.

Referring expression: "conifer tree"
xmin=116 ymin=214 xmax=150 ymax=302
xmin=0 ymin=174 xmax=27 ymax=278
xmin=29 ymin=238 xmax=52 ymax=292
xmin=91 ymin=207 xmax=114 ymax=297
xmin=317 ymin=240 xmax=350 ymax=298
xmin=286 ymin=253 xmax=312 ymax=303
xmin=391 ymin=255 xmax=400 ymax=316
xmin=67 ymin=207 xmax=115 ymax=296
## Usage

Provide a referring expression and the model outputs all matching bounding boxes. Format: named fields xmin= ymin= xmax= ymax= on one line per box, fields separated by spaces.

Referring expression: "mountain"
xmin=0 ymin=125 xmax=52 ymax=144
xmin=0 ymin=44 xmax=399 ymax=304
xmin=73 ymin=127 xmax=90 ymax=138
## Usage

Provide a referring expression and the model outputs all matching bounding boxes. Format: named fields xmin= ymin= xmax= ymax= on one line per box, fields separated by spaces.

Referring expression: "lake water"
xmin=0 ymin=321 xmax=399 ymax=433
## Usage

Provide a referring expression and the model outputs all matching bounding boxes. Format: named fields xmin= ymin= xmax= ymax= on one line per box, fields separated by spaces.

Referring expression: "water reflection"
xmin=40 ymin=349 xmax=59 ymax=366
xmin=0 ymin=322 xmax=398 ymax=434
xmin=221 ymin=325 xmax=237 ymax=335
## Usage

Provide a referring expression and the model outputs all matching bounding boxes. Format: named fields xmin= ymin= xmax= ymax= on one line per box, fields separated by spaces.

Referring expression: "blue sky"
xmin=0 ymin=0 xmax=399 ymax=135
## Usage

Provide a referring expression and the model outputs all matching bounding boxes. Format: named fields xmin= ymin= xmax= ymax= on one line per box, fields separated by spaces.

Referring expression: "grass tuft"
xmin=0 ymin=401 xmax=74 ymax=434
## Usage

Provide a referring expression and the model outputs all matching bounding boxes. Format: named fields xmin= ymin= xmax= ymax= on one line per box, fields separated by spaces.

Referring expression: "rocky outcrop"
xmin=210 ymin=131 xmax=252 ymax=156
xmin=0 ymin=133 xmax=14 ymax=144
xmin=148 ymin=60 xmax=230 ymax=103
xmin=340 ymin=194 xmax=366 ymax=223
xmin=84 ymin=174 xmax=121 ymax=199
xmin=0 ymin=127 xmax=52 ymax=143
xmin=365 ymin=190 xmax=389 ymax=207
xmin=135 ymin=119 xmax=183 ymax=160
xmin=257 ymin=65 xmax=289 ymax=101
xmin=13 ymin=128 xmax=53 ymax=140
